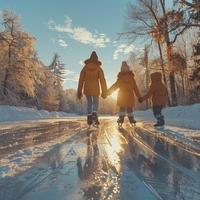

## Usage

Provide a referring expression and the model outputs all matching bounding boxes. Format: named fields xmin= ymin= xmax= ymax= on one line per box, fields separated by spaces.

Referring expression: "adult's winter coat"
xmin=77 ymin=62 xmax=107 ymax=96
xmin=106 ymin=71 xmax=141 ymax=107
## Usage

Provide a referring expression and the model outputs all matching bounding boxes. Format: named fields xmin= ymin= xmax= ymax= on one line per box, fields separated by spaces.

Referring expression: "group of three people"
xmin=77 ymin=51 xmax=167 ymax=127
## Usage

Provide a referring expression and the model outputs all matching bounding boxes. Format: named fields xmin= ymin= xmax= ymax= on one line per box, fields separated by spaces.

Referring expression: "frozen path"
xmin=0 ymin=117 xmax=200 ymax=200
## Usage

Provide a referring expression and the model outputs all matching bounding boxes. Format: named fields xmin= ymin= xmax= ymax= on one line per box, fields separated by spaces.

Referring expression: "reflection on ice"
xmin=104 ymin=131 xmax=122 ymax=174
xmin=108 ymin=136 xmax=123 ymax=153
xmin=0 ymin=121 xmax=81 ymax=179
xmin=124 ymin=126 xmax=200 ymax=199
xmin=77 ymin=132 xmax=100 ymax=180
xmin=1 ymin=118 xmax=200 ymax=200
xmin=76 ymin=130 xmax=121 ymax=200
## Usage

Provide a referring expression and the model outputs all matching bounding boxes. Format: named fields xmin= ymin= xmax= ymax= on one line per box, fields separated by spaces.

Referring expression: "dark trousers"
xmin=152 ymin=105 xmax=164 ymax=118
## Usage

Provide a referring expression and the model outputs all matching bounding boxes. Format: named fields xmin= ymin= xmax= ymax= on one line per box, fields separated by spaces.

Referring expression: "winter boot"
xmin=92 ymin=112 xmax=100 ymax=126
xmin=128 ymin=116 xmax=136 ymax=125
xmin=87 ymin=114 xmax=92 ymax=126
xmin=154 ymin=114 xmax=165 ymax=127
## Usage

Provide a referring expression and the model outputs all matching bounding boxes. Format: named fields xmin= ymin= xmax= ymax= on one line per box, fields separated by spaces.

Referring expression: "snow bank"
xmin=0 ymin=104 xmax=199 ymax=129
xmin=134 ymin=103 xmax=200 ymax=119
xmin=134 ymin=103 xmax=200 ymax=129
xmin=0 ymin=105 xmax=76 ymax=121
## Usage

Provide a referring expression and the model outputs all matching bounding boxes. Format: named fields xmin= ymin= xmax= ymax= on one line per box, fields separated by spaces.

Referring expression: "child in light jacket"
xmin=102 ymin=61 xmax=141 ymax=126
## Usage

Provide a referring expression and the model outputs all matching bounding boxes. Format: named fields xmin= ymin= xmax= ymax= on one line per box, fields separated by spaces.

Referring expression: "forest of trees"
xmin=0 ymin=8 xmax=118 ymax=115
xmin=119 ymin=0 xmax=200 ymax=108
xmin=0 ymin=8 xmax=68 ymax=111
xmin=1 ymin=1 xmax=200 ymax=115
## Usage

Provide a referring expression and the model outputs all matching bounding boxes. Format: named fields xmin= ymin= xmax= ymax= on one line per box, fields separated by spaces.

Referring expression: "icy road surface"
xmin=0 ymin=117 xmax=200 ymax=200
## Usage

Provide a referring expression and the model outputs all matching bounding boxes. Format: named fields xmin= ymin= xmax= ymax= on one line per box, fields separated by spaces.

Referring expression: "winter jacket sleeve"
xmin=133 ymin=79 xmax=142 ymax=98
xmin=77 ymin=68 xmax=85 ymax=98
xmin=141 ymin=84 xmax=154 ymax=102
xmin=106 ymin=81 xmax=119 ymax=95
xmin=99 ymin=68 xmax=107 ymax=92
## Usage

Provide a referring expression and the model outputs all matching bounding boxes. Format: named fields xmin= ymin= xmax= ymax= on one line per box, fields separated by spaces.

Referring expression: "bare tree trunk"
xmin=3 ymin=69 xmax=8 ymax=95
xmin=181 ymin=71 xmax=185 ymax=97
xmin=144 ymin=46 xmax=149 ymax=110
xmin=157 ymin=42 xmax=172 ymax=106
xmin=169 ymin=71 xmax=178 ymax=106
xmin=160 ymin=0 xmax=178 ymax=106
xmin=3 ymin=44 xmax=11 ymax=96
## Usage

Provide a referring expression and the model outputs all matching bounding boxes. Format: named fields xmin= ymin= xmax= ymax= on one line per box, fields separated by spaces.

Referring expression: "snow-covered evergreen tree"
xmin=48 ymin=52 xmax=67 ymax=111
xmin=49 ymin=52 xmax=65 ymax=83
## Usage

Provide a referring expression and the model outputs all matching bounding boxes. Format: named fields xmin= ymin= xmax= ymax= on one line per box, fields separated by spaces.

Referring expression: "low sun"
xmin=111 ymin=90 xmax=118 ymax=99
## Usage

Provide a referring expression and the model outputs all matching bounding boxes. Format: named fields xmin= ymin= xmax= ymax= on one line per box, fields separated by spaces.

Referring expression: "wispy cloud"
xmin=64 ymin=69 xmax=75 ymax=76
xmin=62 ymin=69 xmax=78 ymax=85
xmin=78 ymin=60 xmax=84 ymax=66
xmin=58 ymin=39 xmax=68 ymax=47
xmin=113 ymin=44 xmax=135 ymax=60
xmin=49 ymin=37 xmax=68 ymax=48
xmin=47 ymin=15 xmax=110 ymax=48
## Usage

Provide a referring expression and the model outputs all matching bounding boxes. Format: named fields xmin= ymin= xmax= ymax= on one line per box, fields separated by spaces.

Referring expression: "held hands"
xmin=101 ymin=91 xmax=107 ymax=99
xmin=77 ymin=91 xmax=83 ymax=99
xmin=138 ymin=98 xmax=143 ymax=103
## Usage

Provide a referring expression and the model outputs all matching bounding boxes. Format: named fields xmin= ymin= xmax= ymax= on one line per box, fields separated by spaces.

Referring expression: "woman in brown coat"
xmin=138 ymin=72 xmax=167 ymax=127
xmin=77 ymin=51 xmax=107 ymax=126
xmin=102 ymin=61 xmax=141 ymax=126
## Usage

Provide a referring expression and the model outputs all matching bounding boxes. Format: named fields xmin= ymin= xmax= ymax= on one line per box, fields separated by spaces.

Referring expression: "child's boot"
xmin=154 ymin=114 xmax=165 ymax=127
xmin=128 ymin=116 xmax=136 ymax=125
xmin=92 ymin=112 xmax=100 ymax=126
xmin=87 ymin=114 xmax=92 ymax=126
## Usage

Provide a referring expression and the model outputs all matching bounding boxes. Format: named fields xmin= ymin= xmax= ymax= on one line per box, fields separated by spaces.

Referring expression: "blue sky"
xmin=2 ymin=0 xmax=143 ymax=90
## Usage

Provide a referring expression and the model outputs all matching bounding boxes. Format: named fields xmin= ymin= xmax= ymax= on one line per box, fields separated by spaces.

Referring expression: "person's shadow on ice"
xmin=76 ymin=132 xmax=102 ymax=199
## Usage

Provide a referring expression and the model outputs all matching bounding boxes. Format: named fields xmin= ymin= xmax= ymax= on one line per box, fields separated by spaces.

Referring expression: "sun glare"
xmin=111 ymin=90 xmax=118 ymax=99
xmin=109 ymin=137 xmax=122 ymax=153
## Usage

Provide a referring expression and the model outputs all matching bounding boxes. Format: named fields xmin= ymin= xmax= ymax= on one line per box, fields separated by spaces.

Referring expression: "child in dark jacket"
xmin=138 ymin=72 xmax=167 ymax=127
xmin=102 ymin=61 xmax=141 ymax=126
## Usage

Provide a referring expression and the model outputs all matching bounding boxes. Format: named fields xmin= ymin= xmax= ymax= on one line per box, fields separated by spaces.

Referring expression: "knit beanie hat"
xmin=84 ymin=51 xmax=102 ymax=66
xmin=121 ymin=61 xmax=130 ymax=72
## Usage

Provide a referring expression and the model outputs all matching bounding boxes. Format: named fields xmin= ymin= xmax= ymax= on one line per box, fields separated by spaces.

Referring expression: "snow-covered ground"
xmin=0 ymin=105 xmax=74 ymax=120
xmin=0 ymin=105 xmax=77 ymax=127
xmin=134 ymin=103 xmax=200 ymax=143
xmin=0 ymin=104 xmax=200 ymax=143
xmin=0 ymin=103 xmax=199 ymax=130
xmin=134 ymin=103 xmax=200 ymax=130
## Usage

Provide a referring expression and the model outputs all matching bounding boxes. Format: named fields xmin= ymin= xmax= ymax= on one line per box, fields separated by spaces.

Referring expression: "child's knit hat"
xmin=121 ymin=61 xmax=130 ymax=72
